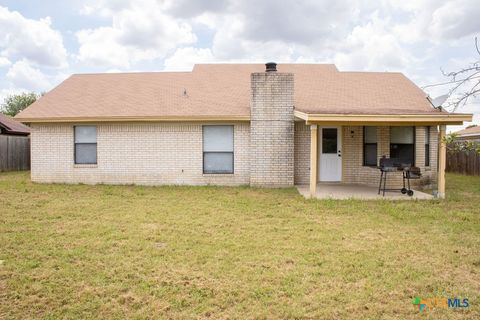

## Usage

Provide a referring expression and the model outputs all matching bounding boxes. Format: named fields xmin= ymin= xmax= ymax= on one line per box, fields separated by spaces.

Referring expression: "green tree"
xmin=444 ymin=132 xmax=480 ymax=154
xmin=1 ymin=92 xmax=38 ymax=117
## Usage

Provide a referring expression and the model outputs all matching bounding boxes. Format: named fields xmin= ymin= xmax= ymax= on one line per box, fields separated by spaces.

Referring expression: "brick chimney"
xmin=250 ymin=62 xmax=295 ymax=187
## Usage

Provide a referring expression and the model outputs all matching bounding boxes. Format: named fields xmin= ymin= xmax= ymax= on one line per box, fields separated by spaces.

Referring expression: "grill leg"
xmin=383 ymin=171 xmax=387 ymax=196
xmin=378 ymin=171 xmax=383 ymax=195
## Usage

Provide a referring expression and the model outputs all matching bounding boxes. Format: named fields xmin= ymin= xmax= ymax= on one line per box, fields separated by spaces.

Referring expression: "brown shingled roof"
xmin=455 ymin=126 xmax=480 ymax=136
xmin=0 ymin=113 xmax=30 ymax=135
xmin=15 ymin=63 xmax=447 ymax=121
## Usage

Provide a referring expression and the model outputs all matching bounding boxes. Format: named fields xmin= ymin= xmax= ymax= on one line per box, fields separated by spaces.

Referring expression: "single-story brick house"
xmin=16 ymin=63 xmax=471 ymax=198
xmin=0 ymin=113 xmax=30 ymax=136
xmin=454 ymin=126 xmax=480 ymax=142
xmin=0 ymin=113 xmax=31 ymax=172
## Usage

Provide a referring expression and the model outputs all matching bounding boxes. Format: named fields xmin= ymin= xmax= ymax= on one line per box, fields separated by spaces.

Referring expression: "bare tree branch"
xmin=427 ymin=36 xmax=480 ymax=112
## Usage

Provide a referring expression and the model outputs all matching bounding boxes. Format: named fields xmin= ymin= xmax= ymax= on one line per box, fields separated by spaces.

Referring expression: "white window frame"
xmin=202 ymin=125 xmax=234 ymax=174
xmin=74 ymin=126 xmax=97 ymax=165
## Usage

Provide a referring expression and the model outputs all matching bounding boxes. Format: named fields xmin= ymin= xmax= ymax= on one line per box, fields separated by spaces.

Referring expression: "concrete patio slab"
xmin=296 ymin=183 xmax=434 ymax=200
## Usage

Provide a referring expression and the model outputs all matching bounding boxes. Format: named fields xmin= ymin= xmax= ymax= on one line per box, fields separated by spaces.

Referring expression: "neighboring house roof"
xmin=0 ymin=113 xmax=30 ymax=135
xmin=15 ymin=63 xmax=467 ymax=122
xmin=455 ymin=126 xmax=480 ymax=138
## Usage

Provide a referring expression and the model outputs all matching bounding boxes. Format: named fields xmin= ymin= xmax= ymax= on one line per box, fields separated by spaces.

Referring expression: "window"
xmin=322 ymin=128 xmax=337 ymax=154
xmin=390 ymin=126 xmax=415 ymax=166
xmin=363 ymin=126 xmax=377 ymax=166
xmin=74 ymin=126 xmax=97 ymax=164
xmin=425 ymin=126 xmax=430 ymax=166
xmin=203 ymin=125 xmax=234 ymax=174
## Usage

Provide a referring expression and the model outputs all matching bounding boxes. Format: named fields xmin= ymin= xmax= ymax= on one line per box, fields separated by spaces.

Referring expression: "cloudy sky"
xmin=0 ymin=0 xmax=479 ymax=129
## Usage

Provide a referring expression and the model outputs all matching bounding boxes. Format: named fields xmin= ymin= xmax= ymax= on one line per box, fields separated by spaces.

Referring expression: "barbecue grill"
xmin=378 ymin=157 xmax=422 ymax=196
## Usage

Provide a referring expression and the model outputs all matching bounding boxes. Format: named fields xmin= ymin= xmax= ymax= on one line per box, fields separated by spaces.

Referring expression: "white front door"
xmin=318 ymin=127 xmax=342 ymax=182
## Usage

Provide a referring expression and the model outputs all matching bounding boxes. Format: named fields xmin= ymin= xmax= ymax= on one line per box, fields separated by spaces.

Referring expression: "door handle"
xmin=338 ymin=150 xmax=341 ymax=157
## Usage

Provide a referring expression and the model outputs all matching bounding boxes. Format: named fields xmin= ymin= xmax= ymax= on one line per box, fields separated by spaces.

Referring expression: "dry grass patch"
xmin=0 ymin=172 xmax=479 ymax=319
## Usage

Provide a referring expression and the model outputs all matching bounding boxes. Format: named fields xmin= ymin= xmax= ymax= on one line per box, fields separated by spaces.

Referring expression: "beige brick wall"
xmin=30 ymin=122 xmax=250 ymax=186
xmin=31 ymin=121 xmax=439 ymax=189
xmin=342 ymin=126 xmax=389 ymax=187
xmin=293 ymin=125 xmax=438 ymax=189
xmin=294 ymin=122 xmax=310 ymax=185
xmin=250 ymin=72 xmax=295 ymax=187
xmin=342 ymin=125 xmax=438 ymax=189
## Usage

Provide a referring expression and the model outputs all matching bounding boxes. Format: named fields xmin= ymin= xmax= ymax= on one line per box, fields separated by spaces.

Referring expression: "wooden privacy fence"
xmin=0 ymin=135 xmax=30 ymax=171
xmin=446 ymin=149 xmax=480 ymax=176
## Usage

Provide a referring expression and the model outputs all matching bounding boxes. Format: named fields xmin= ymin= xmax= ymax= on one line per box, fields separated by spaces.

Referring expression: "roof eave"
xmin=457 ymin=133 xmax=480 ymax=137
xmin=294 ymin=110 xmax=473 ymax=125
xmin=15 ymin=115 xmax=251 ymax=123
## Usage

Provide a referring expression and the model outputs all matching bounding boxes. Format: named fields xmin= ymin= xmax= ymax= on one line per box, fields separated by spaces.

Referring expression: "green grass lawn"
xmin=0 ymin=172 xmax=479 ymax=319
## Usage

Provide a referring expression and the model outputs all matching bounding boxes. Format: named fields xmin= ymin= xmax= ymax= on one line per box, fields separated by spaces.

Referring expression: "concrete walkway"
xmin=296 ymin=183 xmax=434 ymax=200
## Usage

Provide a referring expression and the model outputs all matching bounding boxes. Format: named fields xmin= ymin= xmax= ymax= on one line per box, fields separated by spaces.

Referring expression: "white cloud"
xmin=0 ymin=87 xmax=28 ymax=106
xmin=1 ymin=0 xmax=478 ymax=127
xmin=76 ymin=0 xmax=196 ymax=68
xmin=390 ymin=0 xmax=480 ymax=43
xmin=194 ymin=1 xmax=363 ymax=61
xmin=211 ymin=20 xmax=299 ymax=61
xmin=6 ymin=59 xmax=51 ymax=92
xmin=164 ymin=47 xmax=216 ymax=71
xmin=163 ymin=46 xmax=297 ymax=71
xmin=76 ymin=27 xmax=131 ymax=68
xmin=429 ymin=0 xmax=480 ymax=40
xmin=0 ymin=6 xmax=67 ymax=68
xmin=164 ymin=0 xmax=230 ymax=18
xmin=0 ymin=56 xmax=11 ymax=67
xmin=230 ymin=0 xmax=355 ymax=45
xmin=333 ymin=14 xmax=415 ymax=72
xmin=161 ymin=1 xmax=422 ymax=70
xmin=79 ymin=0 xmax=132 ymax=17
xmin=74 ymin=0 xmax=479 ymax=75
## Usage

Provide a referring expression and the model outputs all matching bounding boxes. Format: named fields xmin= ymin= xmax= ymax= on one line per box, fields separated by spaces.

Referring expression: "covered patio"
xmin=294 ymin=112 xmax=472 ymax=199
xmin=296 ymin=183 xmax=433 ymax=200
